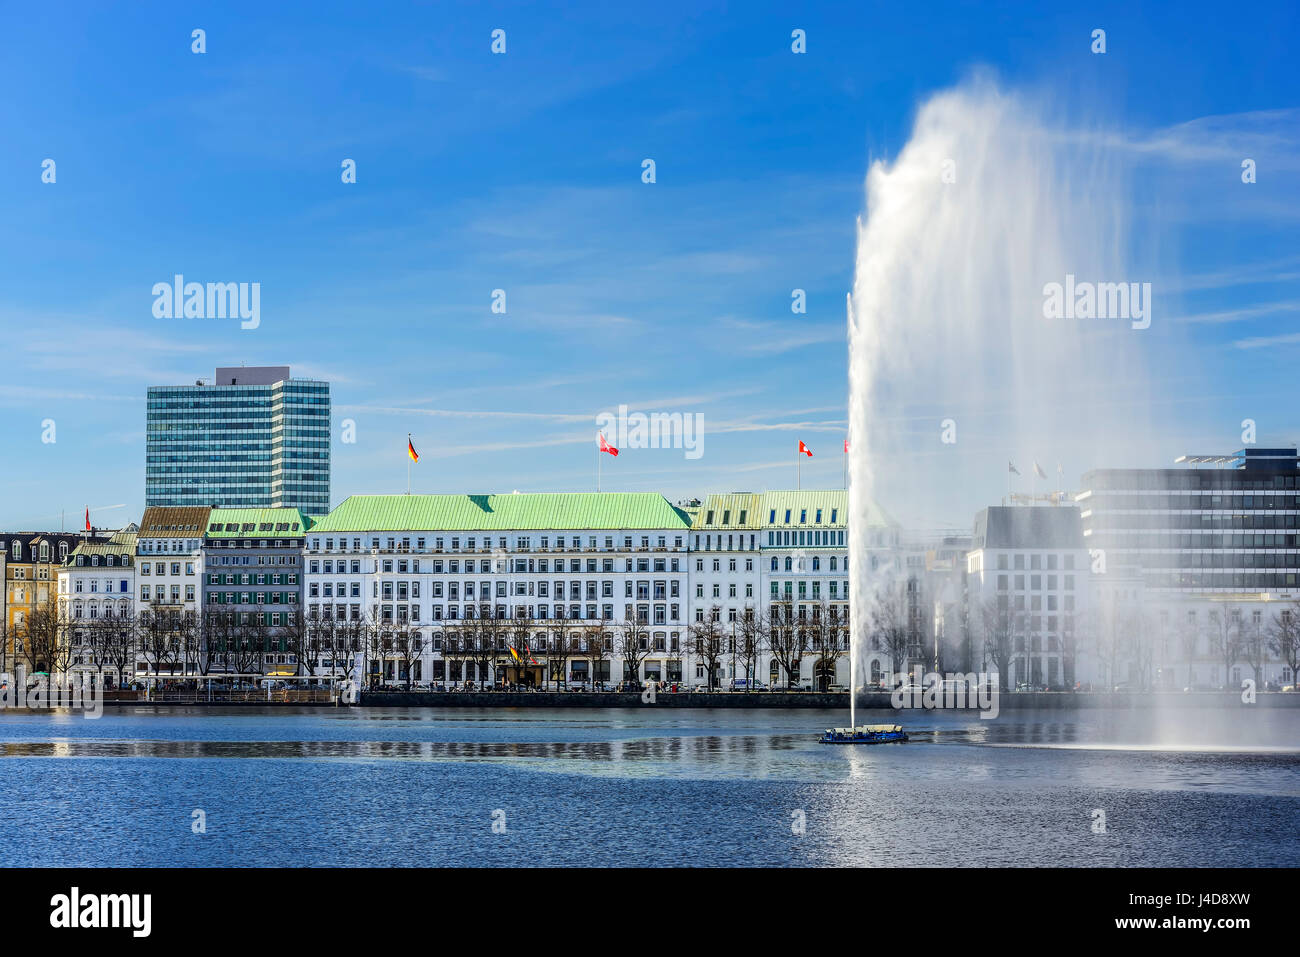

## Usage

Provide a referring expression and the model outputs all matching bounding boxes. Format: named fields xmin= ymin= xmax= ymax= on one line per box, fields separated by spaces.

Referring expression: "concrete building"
xmin=200 ymin=507 xmax=308 ymax=676
xmin=967 ymin=505 xmax=1090 ymax=690
xmin=135 ymin=507 xmax=209 ymax=679
xmin=145 ymin=366 xmax=330 ymax=513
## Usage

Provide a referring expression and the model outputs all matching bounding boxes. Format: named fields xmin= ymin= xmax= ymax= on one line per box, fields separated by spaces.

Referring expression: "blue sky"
xmin=1 ymin=0 xmax=1297 ymax=530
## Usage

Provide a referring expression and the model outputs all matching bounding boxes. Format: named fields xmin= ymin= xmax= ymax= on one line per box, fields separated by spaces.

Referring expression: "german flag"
xmin=407 ymin=437 xmax=419 ymax=462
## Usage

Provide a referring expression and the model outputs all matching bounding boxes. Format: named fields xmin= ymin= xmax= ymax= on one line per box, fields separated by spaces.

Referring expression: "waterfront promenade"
xmin=359 ymin=689 xmax=1300 ymax=709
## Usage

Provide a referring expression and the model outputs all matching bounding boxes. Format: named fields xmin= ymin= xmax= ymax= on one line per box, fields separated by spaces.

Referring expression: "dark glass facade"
xmin=1079 ymin=449 xmax=1300 ymax=593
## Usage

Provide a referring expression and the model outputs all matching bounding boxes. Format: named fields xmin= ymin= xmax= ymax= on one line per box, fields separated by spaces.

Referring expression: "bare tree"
xmin=232 ymin=614 xmax=264 ymax=678
xmin=545 ymin=627 xmax=567 ymax=691
xmin=808 ymin=599 xmax=845 ymax=692
xmin=980 ymin=598 xmax=1014 ymax=695
xmin=440 ymin=626 xmax=462 ymax=687
xmin=872 ymin=582 xmax=912 ymax=679
xmin=765 ymin=601 xmax=804 ymax=690
xmin=280 ymin=608 xmax=313 ymax=677
xmin=1089 ymin=602 xmax=1133 ymax=692
xmin=735 ymin=607 xmax=764 ymax=691
xmin=138 ymin=606 xmax=181 ymax=680
xmin=20 ymin=590 xmax=62 ymax=676
xmin=505 ymin=613 xmax=538 ymax=688
xmin=466 ymin=611 xmax=502 ymax=689
xmin=180 ymin=610 xmax=207 ymax=678
xmin=334 ymin=614 xmax=367 ymax=683
xmin=97 ymin=611 xmax=137 ymax=689
xmin=203 ymin=609 xmax=236 ymax=677
xmin=1208 ymin=606 xmax=1241 ymax=690
xmin=1179 ymin=612 xmax=1201 ymax=690
xmin=366 ymin=622 xmax=393 ymax=688
xmin=1269 ymin=603 xmax=1300 ymax=691
xmin=615 ymin=616 xmax=655 ymax=689
xmin=582 ymin=621 xmax=611 ymax=690
xmin=1240 ymin=611 xmax=1271 ymax=689
xmin=393 ymin=621 xmax=424 ymax=690
xmin=688 ymin=608 xmax=725 ymax=691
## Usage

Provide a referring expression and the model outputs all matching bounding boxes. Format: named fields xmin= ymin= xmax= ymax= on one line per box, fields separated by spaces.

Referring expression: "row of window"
xmin=308 ymin=534 xmax=685 ymax=553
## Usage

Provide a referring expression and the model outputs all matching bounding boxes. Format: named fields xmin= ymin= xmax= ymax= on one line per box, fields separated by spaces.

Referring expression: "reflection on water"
xmin=0 ymin=707 xmax=1295 ymax=866
xmin=0 ymin=734 xmax=800 ymax=762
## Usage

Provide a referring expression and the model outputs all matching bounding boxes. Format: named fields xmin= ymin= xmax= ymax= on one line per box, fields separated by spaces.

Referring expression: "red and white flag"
xmin=84 ymin=507 xmax=91 ymax=532
xmin=798 ymin=440 xmax=813 ymax=457
xmin=844 ymin=438 xmax=849 ymax=453
xmin=599 ymin=432 xmax=619 ymax=456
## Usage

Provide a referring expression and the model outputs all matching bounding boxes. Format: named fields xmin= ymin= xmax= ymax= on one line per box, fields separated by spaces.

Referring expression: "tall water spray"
xmin=847 ymin=78 xmax=1158 ymax=725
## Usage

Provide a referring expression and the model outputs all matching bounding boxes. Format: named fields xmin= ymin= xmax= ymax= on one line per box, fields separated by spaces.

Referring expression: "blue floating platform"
xmin=819 ymin=724 xmax=908 ymax=744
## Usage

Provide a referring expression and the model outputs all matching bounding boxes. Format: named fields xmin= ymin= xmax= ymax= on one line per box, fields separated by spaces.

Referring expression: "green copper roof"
xmin=66 ymin=531 xmax=138 ymax=564
xmin=759 ymin=490 xmax=895 ymax=528
xmin=310 ymin=493 xmax=693 ymax=533
xmin=205 ymin=508 xmax=307 ymax=538
xmin=690 ymin=493 xmax=763 ymax=530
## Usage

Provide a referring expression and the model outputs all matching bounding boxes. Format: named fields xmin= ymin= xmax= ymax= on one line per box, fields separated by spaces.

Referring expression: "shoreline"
xmin=81 ymin=690 xmax=1300 ymax=709
xmin=359 ymin=690 xmax=1300 ymax=709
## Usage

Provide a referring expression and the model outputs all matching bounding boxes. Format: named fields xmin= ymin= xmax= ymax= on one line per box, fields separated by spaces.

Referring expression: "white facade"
xmin=303 ymin=494 xmax=692 ymax=687
xmin=966 ymin=506 xmax=1091 ymax=690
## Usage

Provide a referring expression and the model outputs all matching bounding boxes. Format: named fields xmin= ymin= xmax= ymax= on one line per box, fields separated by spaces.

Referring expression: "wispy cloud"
xmin=1172 ymin=300 xmax=1300 ymax=324
xmin=1233 ymin=331 xmax=1300 ymax=350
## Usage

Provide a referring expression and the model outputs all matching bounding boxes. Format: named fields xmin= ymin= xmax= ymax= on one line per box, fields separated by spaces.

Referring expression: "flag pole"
xmin=407 ymin=433 xmax=411 ymax=495
xmin=597 ymin=436 xmax=601 ymax=493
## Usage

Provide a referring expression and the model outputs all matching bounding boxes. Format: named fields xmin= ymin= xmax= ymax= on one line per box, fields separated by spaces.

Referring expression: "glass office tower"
xmin=146 ymin=366 xmax=330 ymax=514
xmin=1078 ymin=448 xmax=1300 ymax=593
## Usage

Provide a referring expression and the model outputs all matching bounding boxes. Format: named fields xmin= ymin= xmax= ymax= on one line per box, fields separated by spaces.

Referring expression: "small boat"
xmin=819 ymin=724 xmax=908 ymax=744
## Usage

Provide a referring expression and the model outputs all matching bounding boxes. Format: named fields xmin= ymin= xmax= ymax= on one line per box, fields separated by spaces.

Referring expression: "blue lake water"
xmin=0 ymin=706 xmax=1295 ymax=866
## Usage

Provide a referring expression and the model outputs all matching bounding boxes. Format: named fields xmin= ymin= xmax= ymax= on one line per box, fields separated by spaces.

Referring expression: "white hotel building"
xmin=299 ymin=489 xmax=905 ymax=690
xmin=303 ymin=493 xmax=693 ymax=687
